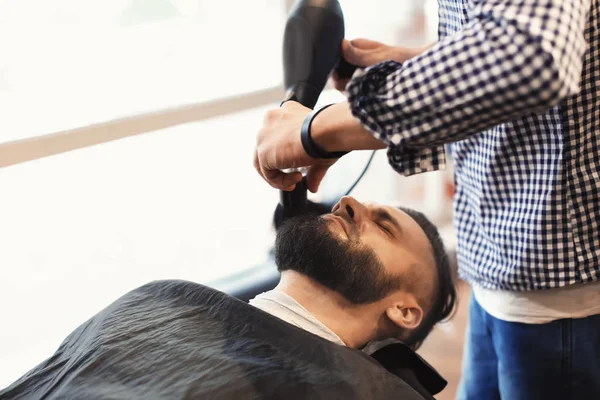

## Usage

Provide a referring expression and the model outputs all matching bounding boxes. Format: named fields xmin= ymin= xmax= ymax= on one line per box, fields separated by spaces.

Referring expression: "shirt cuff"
xmin=387 ymin=145 xmax=446 ymax=177
xmin=347 ymin=61 xmax=446 ymax=177
xmin=347 ymin=60 xmax=401 ymax=145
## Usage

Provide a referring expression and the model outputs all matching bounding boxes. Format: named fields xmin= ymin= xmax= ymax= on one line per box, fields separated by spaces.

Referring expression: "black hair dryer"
xmin=276 ymin=0 xmax=356 ymax=228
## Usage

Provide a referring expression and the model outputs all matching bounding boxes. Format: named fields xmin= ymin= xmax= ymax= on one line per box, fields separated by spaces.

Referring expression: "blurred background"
xmin=0 ymin=1 xmax=464 ymax=398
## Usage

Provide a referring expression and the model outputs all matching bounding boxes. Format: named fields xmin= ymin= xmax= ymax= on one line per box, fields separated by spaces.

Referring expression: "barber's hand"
xmin=331 ymin=38 xmax=422 ymax=92
xmin=254 ymin=102 xmax=338 ymax=193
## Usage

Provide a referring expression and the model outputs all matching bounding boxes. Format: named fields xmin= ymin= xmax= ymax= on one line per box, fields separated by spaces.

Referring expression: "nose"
xmin=333 ymin=196 xmax=367 ymax=226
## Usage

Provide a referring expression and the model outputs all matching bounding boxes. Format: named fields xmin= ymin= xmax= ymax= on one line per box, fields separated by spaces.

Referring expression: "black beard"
xmin=275 ymin=214 xmax=401 ymax=305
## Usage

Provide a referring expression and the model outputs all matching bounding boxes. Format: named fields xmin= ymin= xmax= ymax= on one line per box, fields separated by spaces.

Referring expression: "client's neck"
xmin=275 ymin=271 xmax=384 ymax=349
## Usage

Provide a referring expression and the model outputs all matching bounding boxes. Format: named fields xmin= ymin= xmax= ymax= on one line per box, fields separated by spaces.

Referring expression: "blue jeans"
xmin=458 ymin=294 xmax=600 ymax=400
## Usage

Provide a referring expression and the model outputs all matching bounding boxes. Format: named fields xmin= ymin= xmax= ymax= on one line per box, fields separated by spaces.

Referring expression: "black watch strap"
xmin=301 ymin=104 xmax=348 ymax=159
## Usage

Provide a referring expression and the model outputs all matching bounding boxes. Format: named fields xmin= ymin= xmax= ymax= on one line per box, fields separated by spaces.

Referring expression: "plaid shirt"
xmin=347 ymin=0 xmax=600 ymax=291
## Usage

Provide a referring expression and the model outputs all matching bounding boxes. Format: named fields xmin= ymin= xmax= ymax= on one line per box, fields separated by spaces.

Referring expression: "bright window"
xmin=0 ymin=0 xmax=285 ymax=142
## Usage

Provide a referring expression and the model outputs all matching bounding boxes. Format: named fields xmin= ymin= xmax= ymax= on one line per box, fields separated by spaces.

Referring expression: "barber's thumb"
xmin=281 ymin=171 xmax=303 ymax=191
xmin=343 ymin=40 xmax=374 ymax=68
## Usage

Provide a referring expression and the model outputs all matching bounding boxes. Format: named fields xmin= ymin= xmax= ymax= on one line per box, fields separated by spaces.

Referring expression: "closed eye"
xmin=372 ymin=208 xmax=402 ymax=239
xmin=377 ymin=221 xmax=393 ymax=237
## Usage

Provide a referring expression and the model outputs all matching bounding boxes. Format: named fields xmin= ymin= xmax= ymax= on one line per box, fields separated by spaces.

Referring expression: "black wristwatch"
xmin=301 ymin=104 xmax=348 ymax=159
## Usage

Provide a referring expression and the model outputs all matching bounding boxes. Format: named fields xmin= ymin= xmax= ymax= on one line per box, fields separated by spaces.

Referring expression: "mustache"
xmin=330 ymin=211 xmax=359 ymax=241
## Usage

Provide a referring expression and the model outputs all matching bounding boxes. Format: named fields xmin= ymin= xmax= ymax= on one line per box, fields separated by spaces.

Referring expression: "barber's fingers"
xmin=348 ymin=38 xmax=382 ymax=50
xmin=264 ymin=168 xmax=302 ymax=191
xmin=343 ymin=38 xmax=390 ymax=68
xmin=253 ymin=150 xmax=265 ymax=181
xmin=343 ymin=39 xmax=374 ymax=67
xmin=255 ymin=150 xmax=301 ymax=190
xmin=306 ymin=161 xmax=336 ymax=193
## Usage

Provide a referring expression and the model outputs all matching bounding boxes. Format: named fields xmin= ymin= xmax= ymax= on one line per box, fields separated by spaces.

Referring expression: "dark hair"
xmin=397 ymin=207 xmax=457 ymax=350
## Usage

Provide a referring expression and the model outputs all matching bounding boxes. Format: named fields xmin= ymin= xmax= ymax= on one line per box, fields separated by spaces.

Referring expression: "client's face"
xmin=275 ymin=196 xmax=435 ymax=305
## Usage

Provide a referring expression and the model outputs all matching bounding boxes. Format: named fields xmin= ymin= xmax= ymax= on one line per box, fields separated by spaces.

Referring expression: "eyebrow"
xmin=373 ymin=208 xmax=403 ymax=236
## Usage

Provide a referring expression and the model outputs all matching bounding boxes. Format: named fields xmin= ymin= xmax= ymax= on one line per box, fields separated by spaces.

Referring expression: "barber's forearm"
xmin=311 ymin=102 xmax=387 ymax=153
xmin=346 ymin=1 xmax=588 ymax=151
xmin=309 ymin=42 xmax=438 ymax=155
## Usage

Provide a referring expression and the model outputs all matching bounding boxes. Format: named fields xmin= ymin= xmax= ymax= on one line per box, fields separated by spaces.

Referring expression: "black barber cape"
xmin=0 ymin=280 xmax=446 ymax=399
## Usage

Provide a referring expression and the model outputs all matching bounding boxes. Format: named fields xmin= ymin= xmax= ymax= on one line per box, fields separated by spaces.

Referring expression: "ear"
xmin=385 ymin=298 xmax=423 ymax=331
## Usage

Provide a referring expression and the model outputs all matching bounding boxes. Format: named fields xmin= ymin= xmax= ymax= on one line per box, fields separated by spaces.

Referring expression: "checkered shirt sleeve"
xmin=346 ymin=0 xmax=591 ymax=177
